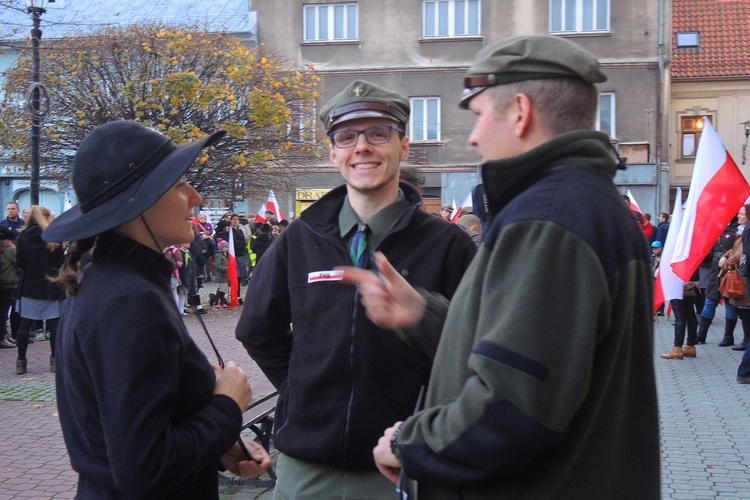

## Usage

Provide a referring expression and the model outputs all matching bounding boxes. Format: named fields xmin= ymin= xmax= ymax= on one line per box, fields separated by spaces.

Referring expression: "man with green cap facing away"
xmin=236 ymin=80 xmax=476 ymax=498
xmin=342 ymin=36 xmax=660 ymax=498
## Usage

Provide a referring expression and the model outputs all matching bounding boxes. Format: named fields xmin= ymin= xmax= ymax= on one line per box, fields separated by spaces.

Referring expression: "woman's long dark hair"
xmin=54 ymin=236 xmax=97 ymax=297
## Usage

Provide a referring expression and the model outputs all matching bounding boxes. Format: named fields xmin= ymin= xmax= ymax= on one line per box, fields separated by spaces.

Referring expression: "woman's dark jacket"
xmin=16 ymin=224 xmax=64 ymax=301
xmin=55 ymin=233 xmax=242 ymax=499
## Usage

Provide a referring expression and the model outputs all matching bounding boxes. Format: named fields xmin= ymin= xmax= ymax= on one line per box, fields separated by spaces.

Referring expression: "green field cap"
xmin=460 ymin=35 xmax=607 ymax=109
xmin=319 ymin=80 xmax=410 ymax=131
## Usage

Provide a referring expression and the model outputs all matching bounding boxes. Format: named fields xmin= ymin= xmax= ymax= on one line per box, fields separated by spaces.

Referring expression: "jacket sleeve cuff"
xmin=393 ymin=290 xmax=449 ymax=359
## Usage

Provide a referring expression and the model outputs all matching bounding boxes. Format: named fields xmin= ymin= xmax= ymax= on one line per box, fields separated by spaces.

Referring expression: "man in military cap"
xmin=341 ymin=36 xmax=659 ymax=498
xmin=236 ymin=80 xmax=476 ymax=498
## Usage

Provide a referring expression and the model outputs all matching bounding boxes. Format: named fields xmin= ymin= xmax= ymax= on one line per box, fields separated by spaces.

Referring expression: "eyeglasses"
xmin=328 ymin=125 xmax=403 ymax=149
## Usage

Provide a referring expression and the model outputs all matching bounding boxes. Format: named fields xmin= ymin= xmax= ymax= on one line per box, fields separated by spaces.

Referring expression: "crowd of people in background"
xmin=0 ymin=196 xmax=293 ymax=371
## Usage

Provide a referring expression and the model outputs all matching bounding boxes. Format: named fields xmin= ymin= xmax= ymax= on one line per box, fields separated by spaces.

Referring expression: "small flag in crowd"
xmin=451 ymin=192 xmax=473 ymax=223
xmin=254 ymin=190 xmax=285 ymax=223
xmin=671 ymin=118 xmax=750 ymax=281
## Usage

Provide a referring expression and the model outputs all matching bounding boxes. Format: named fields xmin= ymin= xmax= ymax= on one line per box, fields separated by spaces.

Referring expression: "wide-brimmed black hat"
xmin=43 ymin=120 xmax=225 ymax=242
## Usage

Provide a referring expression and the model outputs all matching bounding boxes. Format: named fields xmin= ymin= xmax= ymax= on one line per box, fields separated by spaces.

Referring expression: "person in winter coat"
xmin=0 ymin=227 xmax=18 ymax=349
xmin=42 ymin=121 xmax=269 ymax=499
xmin=211 ymin=239 xmax=230 ymax=308
xmin=14 ymin=205 xmax=65 ymax=374
xmin=236 ymin=80 xmax=477 ymax=499
xmin=346 ymin=36 xmax=659 ymax=499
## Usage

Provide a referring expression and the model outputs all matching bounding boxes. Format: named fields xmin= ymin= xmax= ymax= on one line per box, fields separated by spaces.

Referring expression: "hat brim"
xmin=43 ymin=130 xmax=225 ymax=242
xmin=459 ymin=86 xmax=488 ymax=109
xmin=329 ymin=110 xmax=402 ymax=130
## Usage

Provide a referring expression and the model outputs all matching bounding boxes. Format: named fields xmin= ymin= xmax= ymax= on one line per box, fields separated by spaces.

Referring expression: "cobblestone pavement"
xmin=1 ymin=295 xmax=750 ymax=498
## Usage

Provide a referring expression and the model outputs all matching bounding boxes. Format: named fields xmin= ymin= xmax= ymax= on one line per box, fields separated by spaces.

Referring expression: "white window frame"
xmin=423 ymin=0 xmax=481 ymax=38
xmin=596 ymin=92 xmax=615 ymax=138
xmin=549 ymin=0 xmax=609 ymax=33
xmin=303 ymin=3 xmax=358 ymax=41
xmin=409 ymin=97 xmax=441 ymax=142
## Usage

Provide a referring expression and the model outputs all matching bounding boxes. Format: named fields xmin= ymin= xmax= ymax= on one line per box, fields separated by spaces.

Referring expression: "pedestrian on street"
xmin=343 ymin=35 xmax=660 ymax=499
xmin=42 ymin=121 xmax=270 ymax=499
xmin=14 ymin=205 xmax=64 ymax=375
xmin=0 ymin=227 xmax=18 ymax=349
xmin=236 ymin=80 xmax=477 ymax=499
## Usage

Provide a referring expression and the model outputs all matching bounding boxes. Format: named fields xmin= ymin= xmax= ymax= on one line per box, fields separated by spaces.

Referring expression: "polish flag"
xmin=627 ymin=190 xmax=653 ymax=239
xmin=227 ymin=229 xmax=240 ymax=308
xmin=626 ymin=190 xmax=642 ymax=213
xmin=254 ymin=202 xmax=267 ymax=223
xmin=654 ymin=188 xmax=685 ymax=311
xmin=267 ymin=190 xmax=286 ymax=222
xmin=451 ymin=192 xmax=472 ymax=223
xmin=671 ymin=118 xmax=750 ymax=281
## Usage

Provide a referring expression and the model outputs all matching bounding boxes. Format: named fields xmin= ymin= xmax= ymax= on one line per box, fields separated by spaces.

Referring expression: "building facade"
xmin=668 ymin=0 xmax=750 ymax=208
xmin=251 ymin=0 xmax=664 ymax=216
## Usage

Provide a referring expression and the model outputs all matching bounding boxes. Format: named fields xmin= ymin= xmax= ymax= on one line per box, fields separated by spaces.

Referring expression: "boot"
xmin=660 ymin=346 xmax=685 ymax=359
xmin=15 ymin=358 xmax=27 ymax=375
xmin=682 ymin=345 xmax=697 ymax=358
xmin=217 ymin=291 xmax=228 ymax=309
xmin=696 ymin=316 xmax=712 ymax=344
xmin=733 ymin=341 xmax=749 ymax=351
xmin=719 ymin=318 xmax=737 ymax=347
xmin=732 ymin=320 xmax=750 ymax=351
xmin=209 ymin=293 xmax=217 ymax=307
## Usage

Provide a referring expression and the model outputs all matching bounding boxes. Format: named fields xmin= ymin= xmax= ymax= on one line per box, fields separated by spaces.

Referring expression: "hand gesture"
xmin=220 ymin=438 xmax=272 ymax=477
xmin=337 ymin=252 xmax=426 ymax=330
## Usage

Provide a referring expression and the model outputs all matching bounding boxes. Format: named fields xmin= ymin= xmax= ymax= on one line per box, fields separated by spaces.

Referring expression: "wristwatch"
xmin=390 ymin=424 xmax=403 ymax=459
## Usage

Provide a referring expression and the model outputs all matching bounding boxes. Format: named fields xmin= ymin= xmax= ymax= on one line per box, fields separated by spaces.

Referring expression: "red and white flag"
xmin=254 ymin=202 xmax=267 ymax=223
xmin=267 ymin=189 xmax=285 ymax=222
xmin=451 ymin=192 xmax=472 ymax=223
xmin=654 ymin=188 xmax=685 ymax=311
xmin=626 ymin=190 xmax=642 ymax=213
xmin=227 ymin=229 xmax=240 ymax=309
xmin=671 ymin=118 xmax=750 ymax=281
xmin=627 ymin=190 xmax=654 ymax=240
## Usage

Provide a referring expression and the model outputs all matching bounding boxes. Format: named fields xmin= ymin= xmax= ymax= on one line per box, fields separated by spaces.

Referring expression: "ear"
xmin=329 ymin=144 xmax=337 ymax=163
xmin=512 ymin=93 xmax=533 ymax=138
xmin=399 ymin=135 xmax=410 ymax=162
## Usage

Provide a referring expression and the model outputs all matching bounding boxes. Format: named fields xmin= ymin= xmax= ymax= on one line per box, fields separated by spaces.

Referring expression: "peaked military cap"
xmin=459 ymin=35 xmax=607 ymax=109
xmin=319 ymin=80 xmax=410 ymax=131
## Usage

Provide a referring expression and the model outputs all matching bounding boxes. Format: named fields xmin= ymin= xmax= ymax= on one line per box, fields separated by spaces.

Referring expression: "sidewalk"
xmin=1 ymin=301 xmax=750 ymax=499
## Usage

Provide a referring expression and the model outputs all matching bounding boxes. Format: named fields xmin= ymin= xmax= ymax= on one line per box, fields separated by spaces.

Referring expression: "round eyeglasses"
xmin=327 ymin=125 xmax=403 ymax=149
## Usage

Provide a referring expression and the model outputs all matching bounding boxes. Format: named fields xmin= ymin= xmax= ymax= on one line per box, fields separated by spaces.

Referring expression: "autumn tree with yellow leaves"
xmin=0 ymin=23 xmax=323 ymax=199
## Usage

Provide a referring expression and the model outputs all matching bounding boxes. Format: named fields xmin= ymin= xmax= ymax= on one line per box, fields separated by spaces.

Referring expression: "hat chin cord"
xmin=139 ymin=215 xmax=163 ymax=252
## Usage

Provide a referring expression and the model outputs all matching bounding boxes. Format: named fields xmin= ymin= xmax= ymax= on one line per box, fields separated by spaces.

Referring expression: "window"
xmin=596 ymin=92 xmax=615 ymax=138
xmin=680 ymin=115 xmax=712 ymax=158
xmin=410 ymin=97 xmax=441 ymax=142
xmin=423 ymin=0 xmax=480 ymax=37
xmin=550 ymin=0 xmax=609 ymax=33
xmin=303 ymin=3 xmax=358 ymax=41
xmin=676 ymin=31 xmax=700 ymax=48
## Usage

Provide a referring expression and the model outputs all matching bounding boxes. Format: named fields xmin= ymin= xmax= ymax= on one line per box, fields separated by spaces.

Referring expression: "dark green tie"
xmin=350 ymin=222 xmax=368 ymax=268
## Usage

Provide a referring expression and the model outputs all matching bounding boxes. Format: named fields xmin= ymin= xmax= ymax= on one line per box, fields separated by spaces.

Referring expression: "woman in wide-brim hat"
xmin=43 ymin=121 xmax=270 ymax=499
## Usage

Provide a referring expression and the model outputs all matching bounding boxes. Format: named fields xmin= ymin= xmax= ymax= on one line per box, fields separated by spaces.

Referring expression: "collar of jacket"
xmin=299 ymin=181 xmax=423 ymax=238
xmin=91 ymin=231 xmax=174 ymax=288
xmin=481 ymin=130 xmax=618 ymax=216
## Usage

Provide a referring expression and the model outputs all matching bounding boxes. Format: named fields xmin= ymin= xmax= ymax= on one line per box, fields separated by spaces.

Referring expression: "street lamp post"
xmin=26 ymin=0 xmax=49 ymax=207
xmin=741 ymin=121 xmax=750 ymax=166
